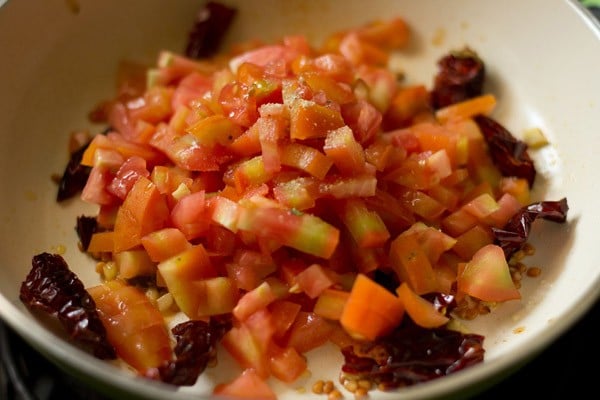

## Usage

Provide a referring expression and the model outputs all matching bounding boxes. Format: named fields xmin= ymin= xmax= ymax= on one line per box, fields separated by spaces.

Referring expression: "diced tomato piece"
xmin=356 ymin=64 xmax=398 ymax=113
xmin=229 ymin=44 xmax=301 ymax=74
xmin=195 ymin=276 xmax=240 ymax=317
xmin=340 ymin=274 xmax=405 ymax=341
xmin=127 ymin=86 xmax=173 ymax=125
xmin=364 ymin=139 xmax=407 ymax=172
xmin=87 ymin=231 xmax=115 ymax=254
xmin=313 ymin=288 xmax=350 ymax=320
xmin=150 ymin=124 xmax=230 ymax=171
xmin=499 ymin=176 xmax=531 ymax=206
xmin=323 ymin=125 xmax=366 ymax=175
xmin=410 ymin=122 xmax=459 ymax=167
xmin=340 ymin=99 xmax=382 ymax=145
xmin=256 ymin=116 xmax=287 ymax=174
xmin=268 ymin=300 xmax=302 ymax=340
xmin=294 ymin=264 xmax=335 ymax=299
xmin=284 ymin=312 xmax=335 ymax=354
xmin=338 ymin=198 xmax=390 ymax=248
xmin=289 ymin=99 xmax=345 ymax=140
xmin=457 ymin=244 xmax=521 ymax=302
xmin=356 ymin=17 xmax=410 ymax=49
xmin=213 ymin=368 xmax=277 ymax=400
xmin=229 ymin=123 xmax=262 ymax=156
xmin=384 ymin=84 xmax=431 ymax=129
xmin=106 ymin=156 xmax=150 ymax=200
xmin=427 ymin=183 xmax=461 ymax=211
xmin=150 ymin=165 xmax=193 ymax=197
xmin=339 ymin=32 xmax=388 ymax=66
xmin=485 ymin=192 xmax=522 ymax=228
xmin=452 ymin=224 xmax=494 ymax=261
xmin=318 ymin=174 xmax=377 ymax=199
xmin=389 ymin=231 xmax=438 ymax=295
xmin=280 ymin=142 xmax=333 ymax=179
xmin=226 ymin=250 xmax=276 ymax=291
xmin=156 ymin=244 xmax=219 ymax=318
xmin=204 ymin=224 xmax=237 ymax=256
xmin=398 ymin=188 xmax=446 ymax=222
xmin=222 ymin=323 xmax=270 ymax=378
xmin=404 ymin=222 xmax=457 ymax=265
xmin=363 ymin=189 xmax=415 ymax=234
xmin=218 ymin=82 xmax=259 ymax=128
xmin=170 ymin=71 xmax=213 ymax=109
xmin=462 ymin=193 xmax=500 ymax=221
xmin=234 ymin=281 xmax=278 ymax=321
xmin=170 ymin=190 xmax=209 ymax=240
xmin=301 ymin=71 xmax=355 ymax=104
xmin=114 ymin=249 xmax=155 ymax=279
xmin=273 ymin=177 xmax=319 ymax=211
xmin=186 ymin=114 xmax=242 ymax=147
xmin=81 ymin=166 xmax=119 ymax=206
xmin=442 ymin=207 xmax=479 ymax=237
xmin=268 ymin=344 xmax=307 ymax=383
xmin=232 ymin=156 xmax=274 ymax=193
xmin=112 ymin=176 xmax=170 ymax=253
xmin=90 ymin=147 xmax=125 ymax=170
xmin=141 ymin=227 xmax=191 ymax=262
xmin=396 ymin=282 xmax=449 ymax=328
xmin=310 ymin=54 xmax=355 ymax=84
xmin=435 ymin=94 xmax=496 ymax=123
xmin=237 ymin=205 xmax=340 ymax=259
xmin=88 ymin=280 xmax=172 ymax=373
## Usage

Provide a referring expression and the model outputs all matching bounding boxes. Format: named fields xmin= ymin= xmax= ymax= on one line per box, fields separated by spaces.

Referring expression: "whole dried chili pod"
xmin=492 ymin=198 xmax=569 ymax=259
xmin=475 ymin=114 xmax=537 ymax=187
xmin=185 ymin=1 xmax=237 ymax=59
xmin=19 ymin=253 xmax=116 ymax=359
xmin=151 ymin=316 xmax=232 ymax=385
xmin=340 ymin=321 xmax=485 ymax=389
xmin=75 ymin=215 xmax=98 ymax=252
xmin=430 ymin=47 xmax=485 ymax=109
xmin=56 ymin=140 xmax=92 ymax=202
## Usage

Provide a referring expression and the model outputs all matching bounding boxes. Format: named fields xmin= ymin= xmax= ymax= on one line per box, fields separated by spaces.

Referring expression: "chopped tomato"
xmin=112 ymin=176 xmax=170 ymax=253
xmin=457 ymin=244 xmax=521 ymax=302
xmin=54 ymin=11 xmax=568 ymax=396
xmin=88 ymin=280 xmax=172 ymax=373
xmin=214 ymin=368 xmax=277 ymax=399
xmin=340 ymin=273 xmax=405 ymax=341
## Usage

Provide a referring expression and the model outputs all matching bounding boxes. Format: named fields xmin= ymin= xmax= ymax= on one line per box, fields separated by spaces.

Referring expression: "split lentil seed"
xmin=323 ymin=380 xmax=335 ymax=394
xmin=312 ymin=380 xmax=325 ymax=395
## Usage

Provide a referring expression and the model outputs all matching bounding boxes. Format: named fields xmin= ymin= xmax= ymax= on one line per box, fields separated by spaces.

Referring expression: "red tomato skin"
xmin=283 ymin=312 xmax=335 ymax=354
xmin=107 ymin=156 xmax=150 ymax=200
xmin=88 ymin=281 xmax=173 ymax=373
xmin=213 ymin=368 xmax=277 ymax=399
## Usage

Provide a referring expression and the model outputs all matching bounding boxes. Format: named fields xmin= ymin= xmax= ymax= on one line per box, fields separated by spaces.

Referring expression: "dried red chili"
xmin=475 ymin=114 xmax=537 ymax=187
xmin=56 ymin=141 xmax=91 ymax=202
xmin=19 ymin=253 xmax=116 ymax=359
xmin=184 ymin=1 xmax=237 ymax=59
xmin=430 ymin=48 xmax=485 ymax=109
xmin=75 ymin=215 xmax=98 ymax=252
xmin=492 ymin=198 xmax=569 ymax=259
xmin=152 ymin=316 xmax=232 ymax=385
xmin=340 ymin=320 xmax=485 ymax=389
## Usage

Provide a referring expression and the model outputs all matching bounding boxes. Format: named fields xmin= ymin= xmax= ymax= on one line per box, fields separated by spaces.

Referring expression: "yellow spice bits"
xmin=339 ymin=376 xmax=373 ymax=399
xmin=312 ymin=380 xmax=344 ymax=399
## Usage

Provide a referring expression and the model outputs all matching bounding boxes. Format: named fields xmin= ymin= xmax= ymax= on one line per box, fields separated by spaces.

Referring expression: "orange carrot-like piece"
xmin=435 ymin=94 xmax=496 ymax=123
xmin=340 ymin=273 xmax=405 ymax=341
xmin=396 ymin=282 xmax=449 ymax=328
xmin=87 ymin=231 xmax=115 ymax=253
